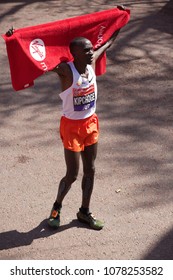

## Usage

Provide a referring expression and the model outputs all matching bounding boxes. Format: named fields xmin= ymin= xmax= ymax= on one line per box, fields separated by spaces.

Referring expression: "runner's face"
xmin=75 ymin=40 xmax=94 ymax=64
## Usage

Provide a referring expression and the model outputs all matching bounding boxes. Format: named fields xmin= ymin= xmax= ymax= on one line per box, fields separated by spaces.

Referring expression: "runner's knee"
xmin=65 ymin=170 xmax=78 ymax=185
xmin=83 ymin=165 xmax=95 ymax=178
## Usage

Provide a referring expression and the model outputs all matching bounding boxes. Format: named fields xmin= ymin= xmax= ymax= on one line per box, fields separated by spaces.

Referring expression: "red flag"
xmin=2 ymin=7 xmax=130 ymax=91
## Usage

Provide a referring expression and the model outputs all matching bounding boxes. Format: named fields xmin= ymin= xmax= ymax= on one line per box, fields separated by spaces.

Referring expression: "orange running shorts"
xmin=60 ymin=113 xmax=99 ymax=152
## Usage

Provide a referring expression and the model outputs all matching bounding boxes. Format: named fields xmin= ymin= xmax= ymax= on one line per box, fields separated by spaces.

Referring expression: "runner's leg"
xmin=80 ymin=143 xmax=98 ymax=209
xmin=48 ymin=149 xmax=80 ymax=228
xmin=55 ymin=148 xmax=80 ymax=205
xmin=77 ymin=143 xmax=104 ymax=230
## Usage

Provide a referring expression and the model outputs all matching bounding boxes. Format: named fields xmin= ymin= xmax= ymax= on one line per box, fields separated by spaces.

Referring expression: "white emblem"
xmin=29 ymin=38 xmax=46 ymax=61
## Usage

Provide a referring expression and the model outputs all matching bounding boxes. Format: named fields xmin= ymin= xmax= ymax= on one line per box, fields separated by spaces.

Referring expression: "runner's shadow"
xmin=0 ymin=219 xmax=85 ymax=252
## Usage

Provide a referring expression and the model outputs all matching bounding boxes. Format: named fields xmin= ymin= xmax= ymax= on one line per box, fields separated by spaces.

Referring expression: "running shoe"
xmin=48 ymin=207 xmax=61 ymax=229
xmin=77 ymin=210 xmax=104 ymax=230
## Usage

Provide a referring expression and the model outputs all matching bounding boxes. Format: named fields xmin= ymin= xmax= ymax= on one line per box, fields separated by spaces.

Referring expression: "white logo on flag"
xmin=29 ymin=38 xmax=46 ymax=61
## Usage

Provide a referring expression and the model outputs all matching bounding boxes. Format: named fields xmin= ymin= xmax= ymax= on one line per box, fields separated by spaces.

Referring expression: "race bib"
xmin=73 ymin=84 xmax=95 ymax=111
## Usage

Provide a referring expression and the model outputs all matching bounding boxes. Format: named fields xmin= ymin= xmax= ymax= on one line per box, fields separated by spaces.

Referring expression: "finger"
xmin=6 ymin=27 xmax=14 ymax=37
xmin=117 ymin=5 xmax=126 ymax=11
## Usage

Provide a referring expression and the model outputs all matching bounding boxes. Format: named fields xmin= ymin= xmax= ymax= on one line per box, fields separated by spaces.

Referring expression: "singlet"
xmin=59 ymin=62 xmax=97 ymax=120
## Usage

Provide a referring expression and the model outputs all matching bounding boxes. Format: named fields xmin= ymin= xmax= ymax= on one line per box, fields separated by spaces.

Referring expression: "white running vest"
xmin=59 ymin=62 xmax=97 ymax=120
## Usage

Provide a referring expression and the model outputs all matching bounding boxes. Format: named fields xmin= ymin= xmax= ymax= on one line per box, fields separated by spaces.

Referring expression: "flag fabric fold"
xmin=2 ymin=7 xmax=130 ymax=91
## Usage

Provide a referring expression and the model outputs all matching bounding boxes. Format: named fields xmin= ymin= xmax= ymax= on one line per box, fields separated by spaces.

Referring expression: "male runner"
xmin=48 ymin=28 xmax=121 ymax=230
xmin=5 ymin=5 xmax=126 ymax=231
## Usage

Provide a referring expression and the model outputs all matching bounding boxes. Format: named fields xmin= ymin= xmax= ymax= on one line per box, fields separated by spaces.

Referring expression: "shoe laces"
xmin=88 ymin=213 xmax=96 ymax=220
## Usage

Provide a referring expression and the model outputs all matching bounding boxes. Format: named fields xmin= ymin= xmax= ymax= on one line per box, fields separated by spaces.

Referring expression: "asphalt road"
xmin=0 ymin=0 xmax=173 ymax=260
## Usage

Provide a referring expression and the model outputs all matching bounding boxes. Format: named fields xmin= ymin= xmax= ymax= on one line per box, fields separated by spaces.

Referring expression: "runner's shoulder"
xmin=53 ymin=62 xmax=70 ymax=76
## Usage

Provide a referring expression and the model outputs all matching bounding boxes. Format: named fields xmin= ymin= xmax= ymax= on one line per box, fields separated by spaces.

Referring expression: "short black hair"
xmin=69 ymin=37 xmax=90 ymax=53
